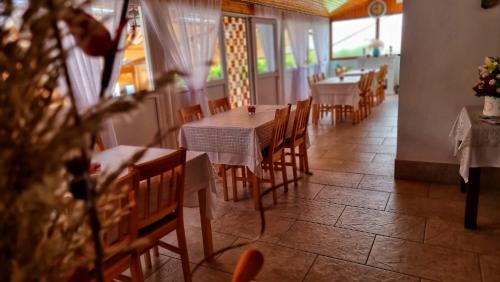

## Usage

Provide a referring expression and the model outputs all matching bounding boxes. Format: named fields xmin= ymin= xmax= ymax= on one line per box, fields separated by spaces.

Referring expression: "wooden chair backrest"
xmin=130 ymin=148 xmax=187 ymax=230
xmin=208 ymin=97 xmax=231 ymax=115
xmin=101 ymin=172 xmax=137 ymax=258
xmin=357 ymin=73 xmax=368 ymax=92
xmin=307 ymin=76 xmax=315 ymax=88
xmin=268 ymin=105 xmax=291 ymax=160
xmin=366 ymin=71 xmax=375 ymax=92
xmin=95 ymin=134 xmax=105 ymax=152
xmin=319 ymin=72 xmax=326 ymax=81
xmin=177 ymin=104 xmax=204 ymax=124
xmin=290 ymin=97 xmax=312 ymax=144
xmin=312 ymin=73 xmax=320 ymax=82
xmin=377 ymin=64 xmax=388 ymax=84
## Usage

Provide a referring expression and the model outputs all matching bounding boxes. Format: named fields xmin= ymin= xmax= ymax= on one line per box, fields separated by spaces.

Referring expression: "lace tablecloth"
xmin=450 ymin=106 xmax=500 ymax=182
xmin=311 ymin=76 xmax=360 ymax=109
xmin=92 ymin=145 xmax=217 ymax=219
xmin=178 ymin=105 xmax=294 ymax=176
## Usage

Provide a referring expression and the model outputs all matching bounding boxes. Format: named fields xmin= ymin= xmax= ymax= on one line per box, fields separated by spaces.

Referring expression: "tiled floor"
xmin=144 ymin=96 xmax=500 ymax=282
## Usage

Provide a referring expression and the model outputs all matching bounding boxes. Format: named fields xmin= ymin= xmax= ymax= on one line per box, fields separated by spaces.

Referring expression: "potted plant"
xmin=473 ymin=57 xmax=500 ymax=117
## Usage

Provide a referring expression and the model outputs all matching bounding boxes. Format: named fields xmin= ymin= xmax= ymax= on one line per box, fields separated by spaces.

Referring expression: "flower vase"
xmin=483 ymin=96 xmax=500 ymax=117
xmin=372 ymin=48 xmax=381 ymax=57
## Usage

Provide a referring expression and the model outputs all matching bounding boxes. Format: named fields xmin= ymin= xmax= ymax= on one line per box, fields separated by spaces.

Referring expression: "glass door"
xmin=250 ymin=18 xmax=279 ymax=105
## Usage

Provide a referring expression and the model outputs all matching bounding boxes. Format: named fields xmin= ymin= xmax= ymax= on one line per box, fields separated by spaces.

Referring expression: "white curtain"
xmin=284 ymin=12 xmax=311 ymax=102
xmin=312 ymin=17 xmax=330 ymax=75
xmin=140 ymin=0 xmax=222 ymax=111
xmin=66 ymin=0 xmax=126 ymax=148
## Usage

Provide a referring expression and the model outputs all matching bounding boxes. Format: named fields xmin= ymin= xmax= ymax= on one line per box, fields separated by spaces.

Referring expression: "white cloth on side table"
xmin=450 ymin=106 xmax=500 ymax=182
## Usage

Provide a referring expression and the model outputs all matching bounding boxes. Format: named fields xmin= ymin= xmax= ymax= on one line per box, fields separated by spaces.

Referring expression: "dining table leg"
xmin=464 ymin=167 xmax=481 ymax=229
xmin=198 ymin=189 xmax=214 ymax=260
xmin=250 ymin=170 xmax=261 ymax=211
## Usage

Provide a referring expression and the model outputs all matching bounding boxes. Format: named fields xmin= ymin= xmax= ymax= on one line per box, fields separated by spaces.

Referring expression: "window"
xmin=308 ymin=29 xmax=317 ymax=65
xmin=331 ymin=17 xmax=376 ymax=58
xmin=116 ymin=6 xmax=153 ymax=95
xmin=255 ymin=22 xmax=277 ymax=74
xmin=207 ymin=38 xmax=223 ymax=81
xmin=284 ymin=29 xmax=296 ymax=69
xmin=331 ymin=14 xmax=403 ymax=59
xmin=379 ymin=14 xmax=403 ymax=55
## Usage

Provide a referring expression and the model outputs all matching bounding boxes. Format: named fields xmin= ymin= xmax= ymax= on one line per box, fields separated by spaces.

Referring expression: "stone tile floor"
xmin=144 ymin=96 xmax=500 ymax=282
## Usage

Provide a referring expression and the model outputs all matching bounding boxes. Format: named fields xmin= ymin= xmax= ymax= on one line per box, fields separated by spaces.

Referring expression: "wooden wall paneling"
xmin=222 ymin=0 xmax=255 ymax=15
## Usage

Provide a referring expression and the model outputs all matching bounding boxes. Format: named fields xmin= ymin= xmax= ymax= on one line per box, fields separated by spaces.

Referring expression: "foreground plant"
xmin=0 ymin=0 xmax=176 ymax=280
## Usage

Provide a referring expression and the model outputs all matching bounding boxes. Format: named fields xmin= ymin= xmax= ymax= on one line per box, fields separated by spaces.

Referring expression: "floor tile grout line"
xmin=364 ymin=234 xmax=378 ymax=265
xmin=300 ymin=254 xmax=318 ymax=282
xmin=333 ymin=205 xmax=347 ymax=227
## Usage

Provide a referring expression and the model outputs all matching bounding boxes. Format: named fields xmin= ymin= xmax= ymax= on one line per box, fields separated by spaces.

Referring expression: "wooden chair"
xmin=95 ymin=134 xmax=105 ymax=152
xmin=319 ymin=72 xmax=326 ymax=81
xmin=101 ymin=172 xmax=143 ymax=282
xmin=375 ymin=64 xmax=388 ymax=104
xmin=258 ymin=105 xmax=291 ymax=205
xmin=130 ymin=148 xmax=191 ymax=282
xmin=207 ymin=97 xmax=247 ymax=202
xmin=309 ymin=74 xmax=334 ymax=124
xmin=208 ymin=97 xmax=231 ymax=115
xmin=359 ymin=71 xmax=375 ymax=118
xmin=177 ymin=104 xmax=203 ymax=124
xmin=285 ymin=97 xmax=313 ymax=186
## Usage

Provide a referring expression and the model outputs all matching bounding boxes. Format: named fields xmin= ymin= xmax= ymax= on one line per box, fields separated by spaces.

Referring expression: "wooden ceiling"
xmin=222 ymin=0 xmax=403 ymax=18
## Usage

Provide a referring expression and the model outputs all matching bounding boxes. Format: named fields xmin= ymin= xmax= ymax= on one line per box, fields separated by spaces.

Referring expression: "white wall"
xmin=397 ymin=0 xmax=500 ymax=164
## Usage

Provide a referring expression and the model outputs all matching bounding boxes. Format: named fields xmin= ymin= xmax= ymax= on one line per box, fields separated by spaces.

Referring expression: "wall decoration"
xmin=368 ymin=0 xmax=387 ymax=18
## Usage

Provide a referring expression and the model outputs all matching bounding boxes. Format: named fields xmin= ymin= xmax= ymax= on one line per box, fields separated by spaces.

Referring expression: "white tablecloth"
xmin=92 ymin=145 xmax=217 ymax=219
xmin=450 ymin=106 xmax=500 ymax=182
xmin=311 ymin=76 xmax=360 ymax=109
xmin=178 ymin=105 xmax=294 ymax=176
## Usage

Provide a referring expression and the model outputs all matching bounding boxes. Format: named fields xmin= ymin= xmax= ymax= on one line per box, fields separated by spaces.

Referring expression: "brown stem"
xmin=48 ymin=1 xmax=104 ymax=281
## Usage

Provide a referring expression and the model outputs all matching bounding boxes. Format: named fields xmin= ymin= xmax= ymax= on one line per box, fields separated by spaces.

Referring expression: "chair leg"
xmin=301 ymin=143 xmax=310 ymax=174
xmin=176 ymin=223 xmax=192 ymax=282
xmin=290 ymin=147 xmax=298 ymax=187
xmin=130 ymin=253 xmax=144 ymax=282
xmin=153 ymin=245 xmax=159 ymax=256
xmin=230 ymin=167 xmax=238 ymax=202
xmin=269 ymin=164 xmax=278 ymax=205
xmin=221 ymin=165 xmax=228 ymax=201
xmin=144 ymin=250 xmax=152 ymax=268
xmin=241 ymin=166 xmax=247 ymax=187
xmin=281 ymin=154 xmax=288 ymax=192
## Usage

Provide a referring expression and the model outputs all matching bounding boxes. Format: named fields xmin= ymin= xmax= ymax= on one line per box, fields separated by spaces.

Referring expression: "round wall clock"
xmin=368 ymin=0 xmax=387 ymax=18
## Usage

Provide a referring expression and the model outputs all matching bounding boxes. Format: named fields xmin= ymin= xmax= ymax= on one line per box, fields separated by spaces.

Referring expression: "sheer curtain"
xmin=312 ymin=17 xmax=330 ymax=75
xmin=65 ymin=0 xmax=126 ymax=148
xmin=284 ymin=12 xmax=311 ymax=102
xmin=140 ymin=0 xmax=222 ymax=111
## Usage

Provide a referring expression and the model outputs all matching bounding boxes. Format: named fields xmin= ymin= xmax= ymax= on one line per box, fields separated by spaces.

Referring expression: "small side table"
xmin=450 ymin=106 xmax=500 ymax=229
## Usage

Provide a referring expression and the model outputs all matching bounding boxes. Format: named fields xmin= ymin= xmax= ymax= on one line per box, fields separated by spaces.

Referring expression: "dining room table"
xmin=178 ymin=105 xmax=296 ymax=210
xmin=310 ymin=76 xmax=361 ymax=124
xmin=343 ymin=68 xmax=376 ymax=77
xmin=92 ymin=145 xmax=217 ymax=259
